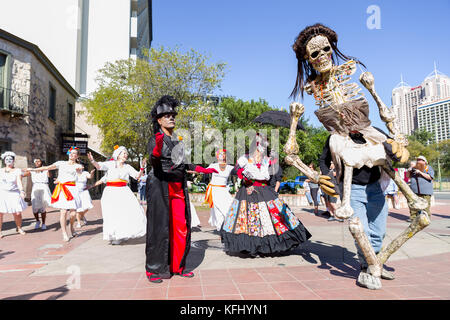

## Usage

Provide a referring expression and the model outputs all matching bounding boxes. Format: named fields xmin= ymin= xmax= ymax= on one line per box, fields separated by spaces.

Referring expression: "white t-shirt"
xmin=0 ymin=168 xmax=21 ymax=191
xmin=31 ymin=170 xmax=49 ymax=184
xmin=98 ymin=161 xmax=139 ymax=183
xmin=52 ymin=161 xmax=83 ymax=183
xmin=76 ymin=171 xmax=90 ymax=190
xmin=207 ymin=163 xmax=234 ymax=186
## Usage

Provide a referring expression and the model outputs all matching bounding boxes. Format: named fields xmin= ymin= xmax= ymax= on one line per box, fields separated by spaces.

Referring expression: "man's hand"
xmin=152 ymin=132 xmax=164 ymax=158
xmin=318 ymin=175 xmax=339 ymax=198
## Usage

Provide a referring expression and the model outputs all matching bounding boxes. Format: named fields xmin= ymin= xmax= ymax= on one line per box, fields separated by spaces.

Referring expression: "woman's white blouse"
xmin=98 ymin=161 xmax=139 ymax=182
xmin=31 ymin=171 xmax=49 ymax=184
xmin=52 ymin=161 xmax=82 ymax=183
xmin=207 ymin=163 xmax=234 ymax=186
xmin=76 ymin=171 xmax=90 ymax=189
xmin=0 ymin=168 xmax=21 ymax=191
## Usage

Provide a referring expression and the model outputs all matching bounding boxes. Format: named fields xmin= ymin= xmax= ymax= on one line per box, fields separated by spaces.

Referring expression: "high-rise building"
xmin=0 ymin=0 xmax=153 ymax=96
xmin=0 ymin=0 xmax=153 ymax=157
xmin=417 ymin=98 xmax=450 ymax=143
xmin=391 ymin=65 xmax=450 ymax=136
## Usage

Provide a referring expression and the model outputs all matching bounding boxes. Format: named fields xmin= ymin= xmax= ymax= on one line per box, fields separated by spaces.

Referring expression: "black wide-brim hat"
xmin=155 ymin=103 xmax=178 ymax=118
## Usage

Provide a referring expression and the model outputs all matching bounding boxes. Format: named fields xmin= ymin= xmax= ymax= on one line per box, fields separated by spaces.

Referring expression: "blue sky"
xmin=152 ymin=0 xmax=450 ymax=129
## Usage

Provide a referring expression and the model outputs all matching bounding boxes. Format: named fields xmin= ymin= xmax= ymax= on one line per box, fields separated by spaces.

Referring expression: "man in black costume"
xmin=145 ymin=95 xmax=217 ymax=283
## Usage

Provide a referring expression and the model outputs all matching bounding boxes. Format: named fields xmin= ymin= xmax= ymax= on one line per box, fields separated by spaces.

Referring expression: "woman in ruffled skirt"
xmin=22 ymin=158 xmax=52 ymax=230
xmin=221 ymin=134 xmax=311 ymax=256
xmin=28 ymin=147 xmax=83 ymax=241
xmin=75 ymin=167 xmax=95 ymax=228
xmin=0 ymin=152 xmax=27 ymax=238
xmin=89 ymin=146 xmax=147 ymax=245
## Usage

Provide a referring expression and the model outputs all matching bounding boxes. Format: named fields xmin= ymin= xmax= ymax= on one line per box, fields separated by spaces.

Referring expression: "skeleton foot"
xmin=357 ymin=271 xmax=382 ymax=290
xmin=335 ymin=203 xmax=353 ymax=219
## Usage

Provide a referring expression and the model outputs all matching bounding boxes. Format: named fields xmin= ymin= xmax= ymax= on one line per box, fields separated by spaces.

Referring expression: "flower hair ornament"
xmin=112 ymin=145 xmax=127 ymax=161
xmin=1 ymin=151 xmax=16 ymax=160
xmin=216 ymin=149 xmax=227 ymax=161
xmin=67 ymin=146 xmax=79 ymax=155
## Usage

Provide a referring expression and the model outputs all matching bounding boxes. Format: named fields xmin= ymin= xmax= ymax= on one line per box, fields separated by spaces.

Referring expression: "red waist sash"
xmin=51 ymin=182 xmax=76 ymax=203
xmin=106 ymin=180 xmax=127 ymax=187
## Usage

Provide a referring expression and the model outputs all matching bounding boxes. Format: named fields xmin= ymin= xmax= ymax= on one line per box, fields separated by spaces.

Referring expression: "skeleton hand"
xmin=290 ymin=102 xmax=305 ymax=118
xmin=386 ymin=139 xmax=409 ymax=163
xmin=318 ymin=175 xmax=338 ymax=197
xmin=359 ymin=72 xmax=375 ymax=91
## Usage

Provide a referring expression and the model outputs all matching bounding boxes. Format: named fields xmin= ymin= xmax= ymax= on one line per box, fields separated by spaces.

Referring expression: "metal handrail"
xmin=0 ymin=86 xmax=29 ymax=115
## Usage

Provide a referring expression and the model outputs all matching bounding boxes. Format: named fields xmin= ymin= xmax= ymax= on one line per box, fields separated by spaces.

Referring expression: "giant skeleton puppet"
xmin=284 ymin=24 xmax=430 ymax=289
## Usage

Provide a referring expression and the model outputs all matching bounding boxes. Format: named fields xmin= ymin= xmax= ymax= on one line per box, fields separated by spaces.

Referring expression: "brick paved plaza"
xmin=0 ymin=197 xmax=449 ymax=300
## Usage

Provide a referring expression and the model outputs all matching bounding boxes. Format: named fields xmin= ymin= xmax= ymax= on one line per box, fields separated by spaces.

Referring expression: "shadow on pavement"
xmin=0 ymin=250 xmax=14 ymax=261
xmin=293 ymin=240 xmax=362 ymax=279
xmin=184 ymin=240 xmax=208 ymax=272
xmin=388 ymin=211 xmax=409 ymax=221
xmin=433 ymin=213 xmax=449 ymax=219
xmin=2 ymin=285 xmax=69 ymax=300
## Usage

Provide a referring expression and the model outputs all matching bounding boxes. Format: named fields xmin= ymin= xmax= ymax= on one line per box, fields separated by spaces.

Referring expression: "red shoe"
xmin=146 ymin=271 xmax=163 ymax=283
xmin=173 ymin=271 xmax=195 ymax=278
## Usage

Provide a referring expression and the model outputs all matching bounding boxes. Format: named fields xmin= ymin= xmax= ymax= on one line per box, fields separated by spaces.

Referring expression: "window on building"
xmin=68 ymin=102 xmax=74 ymax=131
xmin=0 ymin=139 xmax=10 ymax=155
xmin=49 ymin=84 xmax=56 ymax=120
xmin=0 ymin=52 xmax=7 ymax=109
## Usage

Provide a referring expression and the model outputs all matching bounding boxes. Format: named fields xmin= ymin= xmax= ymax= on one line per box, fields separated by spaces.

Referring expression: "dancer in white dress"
xmin=28 ymin=147 xmax=82 ymax=242
xmin=0 ymin=151 xmax=27 ymax=238
xmin=89 ymin=146 xmax=147 ymax=245
xmin=204 ymin=149 xmax=236 ymax=231
xmin=22 ymin=158 xmax=52 ymax=230
xmin=75 ymin=167 xmax=95 ymax=228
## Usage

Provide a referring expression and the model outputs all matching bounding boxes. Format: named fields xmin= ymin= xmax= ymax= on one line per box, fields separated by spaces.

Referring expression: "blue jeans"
xmin=139 ymin=185 xmax=146 ymax=201
xmin=350 ymin=181 xmax=388 ymax=266
xmin=305 ymin=191 xmax=313 ymax=204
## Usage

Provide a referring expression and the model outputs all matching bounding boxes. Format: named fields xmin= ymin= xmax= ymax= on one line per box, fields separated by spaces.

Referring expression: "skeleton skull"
xmin=305 ymin=35 xmax=333 ymax=73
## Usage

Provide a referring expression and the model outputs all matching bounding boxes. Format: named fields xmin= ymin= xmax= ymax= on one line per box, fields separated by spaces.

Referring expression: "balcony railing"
xmin=0 ymin=86 xmax=29 ymax=115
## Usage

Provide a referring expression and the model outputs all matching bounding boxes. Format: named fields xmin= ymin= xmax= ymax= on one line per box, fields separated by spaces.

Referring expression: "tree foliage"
xmin=83 ymin=46 xmax=226 ymax=159
xmin=210 ymin=97 xmax=329 ymax=179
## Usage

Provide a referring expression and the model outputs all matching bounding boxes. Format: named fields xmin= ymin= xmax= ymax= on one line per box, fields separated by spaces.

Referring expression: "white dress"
xmin=205 ymin=163 xmax=234 ymax=231
xmin=31 ymin=171 xmax=52 ymax=213
xmin=190 ymin=202 xmax=200 ymax=227
xmin=0 ymin=168 xmax=27 ymax=214
xmin=76 ymin=171 xmax=94 ymax=212
xmin=98 ymin=161 xmax=147 ymax=241
xmin=50 ymin=161 xmax=82 ymax=210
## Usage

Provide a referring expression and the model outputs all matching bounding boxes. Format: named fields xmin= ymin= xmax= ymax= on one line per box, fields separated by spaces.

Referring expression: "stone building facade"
xmin=0 ymin=28 xmax=79 ymax=195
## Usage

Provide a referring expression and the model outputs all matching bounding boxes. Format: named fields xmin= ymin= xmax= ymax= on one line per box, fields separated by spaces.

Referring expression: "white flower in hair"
xmin=1 ymin=151 xmax=16 ymax=160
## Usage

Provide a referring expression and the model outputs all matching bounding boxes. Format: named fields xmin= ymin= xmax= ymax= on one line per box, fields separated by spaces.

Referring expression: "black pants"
xmin=310 ymin=187 xmax=319 ymax=206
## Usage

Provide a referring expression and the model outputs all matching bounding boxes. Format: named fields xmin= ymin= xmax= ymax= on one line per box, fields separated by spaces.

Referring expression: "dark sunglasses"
xmin=162 ymin=113 xmax=176 ymax=119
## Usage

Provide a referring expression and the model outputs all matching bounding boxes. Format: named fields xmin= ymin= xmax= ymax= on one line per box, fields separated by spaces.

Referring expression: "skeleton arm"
xmin=360 ymin=72 xmax=407 ymax=146
xmin=283 ymin=102 xmax=336 ymax=194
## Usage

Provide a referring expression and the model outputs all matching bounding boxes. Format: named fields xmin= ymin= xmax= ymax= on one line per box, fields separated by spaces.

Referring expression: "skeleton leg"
xmin=381 ymin=163 xmax=428 ymax=212
xmin=349 ymin=217 xmax=382 ymax=290
xmin=377 ymin=213 xmax=430 ymax=265
xmin=335 ymin=164 xmax=354 ymax=219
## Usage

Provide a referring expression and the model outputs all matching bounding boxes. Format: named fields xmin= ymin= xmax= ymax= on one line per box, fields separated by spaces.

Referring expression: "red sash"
xmin=106 ymin=180 xmax=127 ymax=187
xmin=51 ymin=182 xmax=76 ymax=203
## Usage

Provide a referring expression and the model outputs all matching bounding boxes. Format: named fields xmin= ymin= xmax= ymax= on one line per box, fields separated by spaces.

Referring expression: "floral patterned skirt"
xmin=221 ymin=185 xmax=311 ymax=254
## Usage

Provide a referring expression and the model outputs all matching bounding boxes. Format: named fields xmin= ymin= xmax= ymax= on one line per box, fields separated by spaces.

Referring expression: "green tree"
xmin=406 ymin=129 xmax=439 ymax=165
xmin=211 ymin=97 xmax=329 ymax=179
xmin=83 ymin=46 xmax=226 ymax=160
xmin=409 ymin=128 xmax=435 ymax=145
